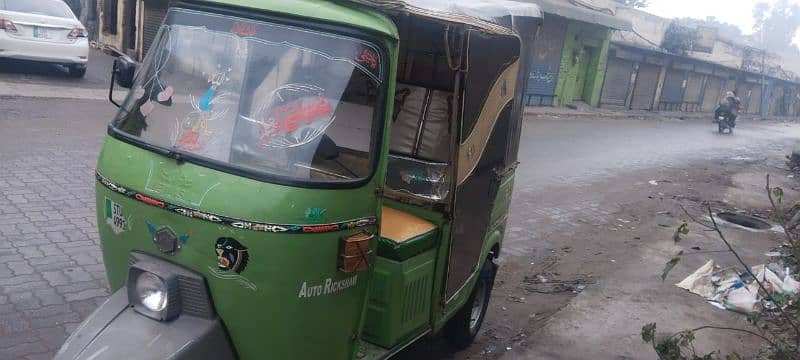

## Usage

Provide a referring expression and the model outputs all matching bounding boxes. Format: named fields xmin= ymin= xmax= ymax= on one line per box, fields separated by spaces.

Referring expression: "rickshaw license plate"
xmin=33 ymin=27 xmax=51 ymax=39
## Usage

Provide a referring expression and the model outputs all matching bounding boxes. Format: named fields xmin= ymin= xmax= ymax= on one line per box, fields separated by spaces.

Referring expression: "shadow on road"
xmin=0 ymin=58 xmax=74 ymax=78
xmin=0 ymin=49 xmax=113 ymax=88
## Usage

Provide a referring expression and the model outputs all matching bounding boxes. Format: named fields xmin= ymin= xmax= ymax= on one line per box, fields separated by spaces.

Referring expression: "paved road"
xmin=0 ymin=48 xmax=113 ymax=91
xmin=1 ymin=84 xmax=799 ymax=358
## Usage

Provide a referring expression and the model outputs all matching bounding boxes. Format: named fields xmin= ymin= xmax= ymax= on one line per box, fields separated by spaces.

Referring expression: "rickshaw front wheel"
xmin=444 ymin=257 xmax=497 ymax=349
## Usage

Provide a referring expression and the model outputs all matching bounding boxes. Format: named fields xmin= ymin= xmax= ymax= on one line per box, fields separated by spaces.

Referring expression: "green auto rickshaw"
xmin=55 ymin=0 xmax=541 ymax=358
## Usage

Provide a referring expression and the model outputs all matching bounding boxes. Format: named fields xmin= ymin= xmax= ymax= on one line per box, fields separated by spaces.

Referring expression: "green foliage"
xmin=673 ymin=223 xmax=689 ymax=243
xmin=662 ymin=23 xmax=695 ymax=56
xmin=642 ymin=322 xmax=657 ymax=343
xmin=772 ymin=186 xmax=784 ymax=204
xmin=673 ymin=17 xmax=743 ymax=42
xmin=641 ymin=324 xmax=744 ymax=360
xmin=662 ymin=252 xmax=683 ymax=281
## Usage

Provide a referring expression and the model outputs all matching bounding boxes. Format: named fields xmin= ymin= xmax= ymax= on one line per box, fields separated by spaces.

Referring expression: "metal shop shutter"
xmin=525 ymin=18 xmax=567 ymax=106
xmin=701 ymin=76 xmax=724 ymax=112
xmin=748 ymin=84 xmax=762 ymax=114
xmin=769 ymin=86 xmax=785 ymax=116
xmin=142 ymin=1 xmax=168 ymax=58
xmin=659 ymin=68 xmax=685 ymax=110
xmin=600 ymin=57 xmax=633 ymax=108
xmin=736 ymin=82 xmax=754 ymax=113
xmin=630 ymin=63 xmax=660 ymax=110
xmin=682 ymin=72 xmax=704 ymax=112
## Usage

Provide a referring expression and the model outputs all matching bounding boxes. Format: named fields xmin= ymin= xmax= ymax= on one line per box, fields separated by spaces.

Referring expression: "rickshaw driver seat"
xmin=377 ymin=206 xmax=439 ymax=261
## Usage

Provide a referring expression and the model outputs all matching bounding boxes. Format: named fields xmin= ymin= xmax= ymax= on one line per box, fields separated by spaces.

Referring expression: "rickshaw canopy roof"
xmin=343 ymin=0 xmax=543 ymax=35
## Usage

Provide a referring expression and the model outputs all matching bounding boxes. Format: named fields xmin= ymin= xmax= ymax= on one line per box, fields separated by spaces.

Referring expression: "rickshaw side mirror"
xmin=109 ymin=55 xmax=137 ymax=107
xmin=114 ymin=56 xmax=137 ymax=89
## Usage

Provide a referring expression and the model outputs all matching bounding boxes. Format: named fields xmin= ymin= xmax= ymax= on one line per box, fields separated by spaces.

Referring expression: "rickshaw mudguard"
xmin=54 ymin=289 xmax=236 ymax=360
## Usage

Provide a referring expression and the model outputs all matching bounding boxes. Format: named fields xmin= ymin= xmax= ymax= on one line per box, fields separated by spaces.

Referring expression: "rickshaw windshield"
xmin=113 ymin=8 xmax=384 ymax=185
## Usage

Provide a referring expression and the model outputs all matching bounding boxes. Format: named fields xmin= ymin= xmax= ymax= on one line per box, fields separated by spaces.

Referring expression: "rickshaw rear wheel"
xmin=444 ymin=257 xmax=498 ymax=350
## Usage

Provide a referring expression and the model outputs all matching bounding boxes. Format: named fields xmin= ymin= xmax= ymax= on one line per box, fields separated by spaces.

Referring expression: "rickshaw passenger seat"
xmin=378 ymin=206 xmax=438 ymax=261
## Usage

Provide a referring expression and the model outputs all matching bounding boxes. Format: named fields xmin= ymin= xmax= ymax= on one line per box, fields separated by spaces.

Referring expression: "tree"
xmin=751 ymin=0 xmax=800 ymax=75
xmin=675 ymin=16 xmax=743 ymax=40
xmin=614 ymin=0 xmax=648 ymax=9
xmin=752 ymin=0 xmax=800 ymax=53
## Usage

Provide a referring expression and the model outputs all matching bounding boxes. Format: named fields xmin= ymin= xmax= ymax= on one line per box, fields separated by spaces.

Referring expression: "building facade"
xmin=95 ymin=0 xmax=169 ymax=60
xmin=599 ymin=5 xmax=800 ymax=118
xmin=522 ymin=0 xmax=630 ymax=107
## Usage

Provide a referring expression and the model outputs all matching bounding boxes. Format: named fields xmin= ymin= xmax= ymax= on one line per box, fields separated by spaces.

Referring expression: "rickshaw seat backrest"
xmin=385 ymin=83 xmax=452 ymax=202
xmin=390 ymin=83 xmax=451 ymax=162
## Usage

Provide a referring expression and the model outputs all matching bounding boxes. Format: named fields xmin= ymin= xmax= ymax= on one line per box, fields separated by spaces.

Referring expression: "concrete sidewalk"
xmin=0 ymin=82 xmax=112 ymax=101
xmin=525 ymin=104 xmax=800 ymax=123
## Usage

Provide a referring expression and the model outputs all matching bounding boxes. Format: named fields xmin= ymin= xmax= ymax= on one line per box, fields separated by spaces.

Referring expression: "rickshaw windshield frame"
xmin=108 ymin=2 xmax=391 ymax=189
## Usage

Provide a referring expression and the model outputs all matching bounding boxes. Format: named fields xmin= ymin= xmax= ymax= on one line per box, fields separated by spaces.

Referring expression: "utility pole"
xmin=761 ymin=28 xmax=766 ymax=117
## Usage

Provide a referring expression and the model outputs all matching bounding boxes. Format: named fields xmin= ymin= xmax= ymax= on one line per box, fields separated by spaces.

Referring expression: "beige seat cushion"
xmin=380 ymin=206 xmax=436 ymax=243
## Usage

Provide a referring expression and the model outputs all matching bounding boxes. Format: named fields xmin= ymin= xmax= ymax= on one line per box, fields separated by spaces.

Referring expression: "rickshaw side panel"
xmin=445 ymin=30 xmax=521 ymax=303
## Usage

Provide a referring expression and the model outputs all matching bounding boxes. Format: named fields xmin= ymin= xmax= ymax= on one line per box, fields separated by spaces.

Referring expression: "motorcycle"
xmin=714 ymin=103 xmax=736 ymax=134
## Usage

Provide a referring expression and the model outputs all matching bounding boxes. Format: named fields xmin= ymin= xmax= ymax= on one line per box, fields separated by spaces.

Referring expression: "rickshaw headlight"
xmin=127 ymin=265 xmax=181 ymax=321
xmin=136 ymin=272 xmax=168 ymax=312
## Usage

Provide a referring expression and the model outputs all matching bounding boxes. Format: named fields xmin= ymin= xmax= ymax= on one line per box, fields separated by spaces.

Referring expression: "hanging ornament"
xmin=157 ymin=86 xmax=174 ymax=103
xmin=133 ymin=86 xmax=146 ymax=100
xmin=140 ymin=100 xmax=155 ymax=116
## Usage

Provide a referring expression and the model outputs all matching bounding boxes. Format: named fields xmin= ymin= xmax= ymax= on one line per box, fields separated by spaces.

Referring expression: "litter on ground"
xmin=675 ymin=259 xmax=800 ymax=313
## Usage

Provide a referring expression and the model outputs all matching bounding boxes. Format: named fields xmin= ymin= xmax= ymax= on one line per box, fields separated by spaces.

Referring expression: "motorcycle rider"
xmin=714 ymin=91 xmax=741 ymax=126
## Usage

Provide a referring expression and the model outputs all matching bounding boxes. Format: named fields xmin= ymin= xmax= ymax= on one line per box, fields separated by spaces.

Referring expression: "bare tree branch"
xmin=766 ymin=174 xmax=798 ymax=248
xmin=668 ymin=325 xmax=777 ymax=347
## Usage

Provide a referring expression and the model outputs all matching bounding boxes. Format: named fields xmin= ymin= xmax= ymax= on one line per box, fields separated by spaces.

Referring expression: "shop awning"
xmin=520 ymin=0 xmax=631 ymax=31
xmin=344 ymin=0 xmax=543 ymax=35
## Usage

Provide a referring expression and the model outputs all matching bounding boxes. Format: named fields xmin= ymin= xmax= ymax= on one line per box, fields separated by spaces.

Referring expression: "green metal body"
xmin=93 ymin=1 xmax=516 ymax=358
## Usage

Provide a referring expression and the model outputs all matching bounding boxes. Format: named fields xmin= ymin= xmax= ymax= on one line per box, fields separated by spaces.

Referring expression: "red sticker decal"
xmin=135 ymin=193 xmax=165 ymax=208
xmin=177 ymin=130 xmax=204 ymax=152
xmin=259 ymin=96 xmax=333 ymax=146
xmin=231 ymin=22 xmax=257 ymax=37
xmin=356 ymin=49 xmax=379 ymax=71
xmin=302 ymin=224 xmax=342 ymax=233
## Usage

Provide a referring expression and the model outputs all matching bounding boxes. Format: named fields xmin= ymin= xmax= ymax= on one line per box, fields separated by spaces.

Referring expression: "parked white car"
xmin=0 ymin=0 xmax=89 ymax=77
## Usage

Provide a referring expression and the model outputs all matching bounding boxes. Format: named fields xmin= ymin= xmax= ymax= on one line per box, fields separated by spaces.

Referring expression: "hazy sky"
xmin=644 ymin=0 xmax=764 ymax=35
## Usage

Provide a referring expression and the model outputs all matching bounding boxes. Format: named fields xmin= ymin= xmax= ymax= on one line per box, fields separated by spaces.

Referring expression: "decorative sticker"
xmin=144 ymin=221 xmax=188 ymax=256
xmin=355 ymin=49 xmax=379 ymax=71
xmin=208 ymin=238 xmax=256 ymax=291
xmin=304 ymin=208 xmax=327 ymax=221
xmin=215 ymin=238 xmax=249 ymax=273
xmin=96 ymin=171 xmax=377 ymax=234
xmin=104 ymin=198 xmax=129 ymax=235
xmin=170 ymin=66 xmax=233 ymax=153
xmin=354 ymin=46 xmax=381 ymax=81
xmin=252 ymin=84 xmax=335 ymax=149
xmin=231 ymin=21 xmax=257 ymax=37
